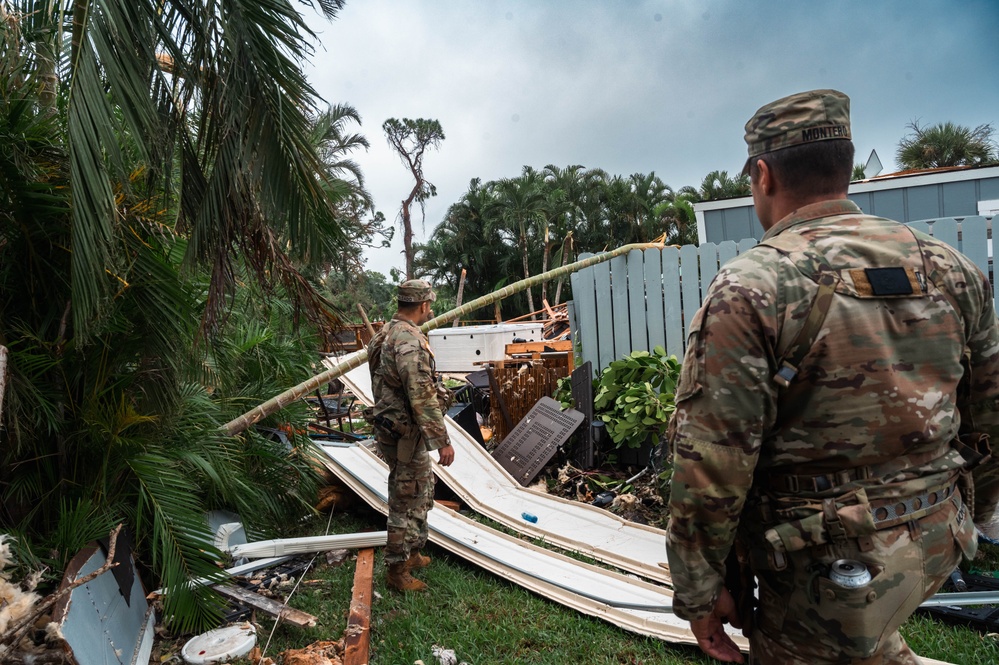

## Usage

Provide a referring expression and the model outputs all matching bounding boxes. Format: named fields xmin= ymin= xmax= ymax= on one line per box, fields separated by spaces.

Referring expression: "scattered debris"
xmin=316 ymin=482 xmax=359 ymax=513
xmin=248 ymin=646 xmax=276 ymax=665
xmin=325 ymin=549 xmax=352 ymax=567
xmin=430 ymin=644 xmax=470 ymax=665
xmin=0 ymin=534 xmax=43 ymax=662
xmin=279 ymin=639 xmax=345 ymax=665
xmin=211 ymin=584 xmax=317 ymax=628
xmin=543 ymin=462 xmax=668 ymax=527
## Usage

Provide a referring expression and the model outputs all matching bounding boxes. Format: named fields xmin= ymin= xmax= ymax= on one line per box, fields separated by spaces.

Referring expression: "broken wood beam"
xmin=505 ymin=340 xmax=573 ymax=355
xmin=452 ymin=268 xmax=467 ymax=327
xmin=344 ymin=548 xmax=374 ymax=665
xmin=356 ymin=303 xmax=375 ymax=340
xmin=212 ymin=583 xmax=317 ymax=628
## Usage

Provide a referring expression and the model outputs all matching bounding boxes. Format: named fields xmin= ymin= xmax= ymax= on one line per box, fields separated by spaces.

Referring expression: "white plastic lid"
xmin=181 ymin=624 xmax=257 ymax=664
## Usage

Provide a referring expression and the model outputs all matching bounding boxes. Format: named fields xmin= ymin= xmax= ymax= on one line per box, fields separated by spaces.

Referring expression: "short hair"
xmin=396 ymin=300 xmax=423 ymax=313
xmin=750 ymin=139 xmax=855 ymax=197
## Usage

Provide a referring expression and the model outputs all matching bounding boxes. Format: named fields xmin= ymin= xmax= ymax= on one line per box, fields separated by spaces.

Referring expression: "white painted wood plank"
xmin=737 ymin=237 xmax=757 ymax=254
xmin=697 ymin=243 xmax=720 ymax=293
xmin=594 ymin=260 xmax=615 ymax=372
xmin=958 ymin=217 xmax=988 ymax=277
xmin=627 ymin=249 xmax=648 ymax=353
xmin=570 ymin=254 xmax=600 ymax=375
xmin=611 ymin=253 xmax=631 ymax=359
xmin=679 ymin=244 xmax=701 ymax=339
xmin=932 ymin=218 xmax=959 ymax=251
xmin=643 ymin=248 xmax=666 ymax=352
xmin=717 ymin=240 xmax=739 ymax=271
xmin=662 ymin=248 xmax=683 ymax=357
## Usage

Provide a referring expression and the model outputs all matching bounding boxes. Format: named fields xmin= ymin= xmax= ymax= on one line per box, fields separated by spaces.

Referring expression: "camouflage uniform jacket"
xmin=367 ymin=315 xmax=450 ymax=453
xmin=665 ymin=199 xmax=999 ymax=621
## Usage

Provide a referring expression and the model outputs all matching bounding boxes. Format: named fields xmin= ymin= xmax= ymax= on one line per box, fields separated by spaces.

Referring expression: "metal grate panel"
xmin=570 ymin=361 xmax=594 ymax=468
xmin=491 ymin=396 xmax=585 ymax=486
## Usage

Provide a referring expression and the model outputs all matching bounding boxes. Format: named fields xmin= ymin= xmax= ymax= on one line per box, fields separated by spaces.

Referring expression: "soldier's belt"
xmin=867 ymin=482 xmax=958 ymax=530
xmin=763 ymin=480 xmax=959 ymax=557
xmin=766 ymin=447 xmax=947 ymax=494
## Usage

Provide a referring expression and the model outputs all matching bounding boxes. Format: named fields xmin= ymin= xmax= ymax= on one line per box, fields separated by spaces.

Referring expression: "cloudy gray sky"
xmin=302 ymin=0 xmax=999 ymax=277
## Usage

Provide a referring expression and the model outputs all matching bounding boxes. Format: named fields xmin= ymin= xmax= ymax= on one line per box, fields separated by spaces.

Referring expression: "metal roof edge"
xmin=692 ymin=164 xmax=999 ymax=212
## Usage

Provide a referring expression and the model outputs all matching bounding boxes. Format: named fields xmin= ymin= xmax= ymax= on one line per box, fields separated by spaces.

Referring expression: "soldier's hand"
xmin=690 ymin=587 xmax=744 ymax=663
xmin=437 ymin=444 xmax=455 ymax=467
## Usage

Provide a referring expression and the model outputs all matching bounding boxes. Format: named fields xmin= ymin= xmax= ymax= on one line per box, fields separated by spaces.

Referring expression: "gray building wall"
xmin=695 ymin=166 xmax=999 ymax=244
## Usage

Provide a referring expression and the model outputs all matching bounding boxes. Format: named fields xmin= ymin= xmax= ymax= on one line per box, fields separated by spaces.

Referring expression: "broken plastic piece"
xmin=181 ymin=623 xmax=256 ymax=664
xmin=592 ymin=491 xmax=615 ymax=507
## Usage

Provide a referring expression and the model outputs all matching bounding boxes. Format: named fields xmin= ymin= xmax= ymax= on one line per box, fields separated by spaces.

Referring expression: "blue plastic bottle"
xmin=521 ymin=512 xmax=538 ymax=523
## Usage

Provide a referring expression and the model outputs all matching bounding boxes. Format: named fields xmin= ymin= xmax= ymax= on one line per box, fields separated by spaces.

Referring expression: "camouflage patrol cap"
xmin=741 ymin=89 xmax=852 ymax=175
xmin=397 ymin=279 xmax=436 ymax=303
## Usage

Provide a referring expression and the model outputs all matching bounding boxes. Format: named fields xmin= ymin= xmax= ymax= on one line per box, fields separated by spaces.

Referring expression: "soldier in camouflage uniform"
xmin=665 ymin=89 xmax=999 ymax=664
xmin=367 ymin=279 xmax=454 ymax=592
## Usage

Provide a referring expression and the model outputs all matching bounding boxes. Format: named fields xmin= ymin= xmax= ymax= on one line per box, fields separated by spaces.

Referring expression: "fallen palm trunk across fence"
xmin=223 ymin=241 xmax=666 ymax=437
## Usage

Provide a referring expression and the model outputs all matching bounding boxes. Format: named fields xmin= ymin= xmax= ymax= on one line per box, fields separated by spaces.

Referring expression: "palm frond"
xmin=130 ymin=451 xmax=228 ymax=633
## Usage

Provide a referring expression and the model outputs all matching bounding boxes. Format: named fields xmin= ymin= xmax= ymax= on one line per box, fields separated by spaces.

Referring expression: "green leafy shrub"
xmin=593 ymin=346 xmax=681 ymax=449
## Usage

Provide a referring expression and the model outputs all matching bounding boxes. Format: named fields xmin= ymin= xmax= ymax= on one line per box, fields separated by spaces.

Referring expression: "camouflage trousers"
xmin=377 ymin=435 xmax=436 ymax=565
xmin=749 ymin=489 xmax=976 ymax=664
xmin=974 ymin=455 xmax=999 ymax=538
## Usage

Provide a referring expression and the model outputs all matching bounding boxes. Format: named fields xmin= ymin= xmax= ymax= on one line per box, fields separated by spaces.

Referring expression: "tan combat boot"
xmin=405 ymin=551 xmax=432 ymax=571
xmin=386 ymin=562 xmax=428 ymax=592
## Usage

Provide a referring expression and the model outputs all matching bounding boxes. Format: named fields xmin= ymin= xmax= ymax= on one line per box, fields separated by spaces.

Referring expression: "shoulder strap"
xmin=757 ymin=233 xmax=841 ymax=388
xmin=771 ymin=278 xmax=838 ymax=388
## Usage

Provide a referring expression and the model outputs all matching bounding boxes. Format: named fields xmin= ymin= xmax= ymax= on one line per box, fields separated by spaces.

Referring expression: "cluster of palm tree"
xmin=414 ymin=166 xmax=749 ymax=319
xmin=896 ymin=120 xmax=997 ymax=170
xmin=0 ymin=0 xmax=379 ymax=632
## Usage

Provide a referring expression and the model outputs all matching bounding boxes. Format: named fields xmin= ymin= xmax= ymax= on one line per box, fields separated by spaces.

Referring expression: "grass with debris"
xmin=216 ymin=506 xmax=999 ymax=665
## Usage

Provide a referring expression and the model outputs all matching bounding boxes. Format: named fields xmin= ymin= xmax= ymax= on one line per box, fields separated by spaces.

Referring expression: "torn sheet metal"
xmin=52 ymin=543 xmax=155 ymax=665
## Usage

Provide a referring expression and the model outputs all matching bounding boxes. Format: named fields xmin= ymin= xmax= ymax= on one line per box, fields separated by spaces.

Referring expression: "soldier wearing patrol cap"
xmin=666 ymin=89 xmax=999 ymax=663
xmin=366 ymin=279 xmax=454 ymax=592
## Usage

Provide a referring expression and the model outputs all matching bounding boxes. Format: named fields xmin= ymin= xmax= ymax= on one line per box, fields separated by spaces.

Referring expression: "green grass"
xmin=253 ymin=543 xmax=713 ymax=664
xmin=228 ymin=510 xmax=999 ymax=665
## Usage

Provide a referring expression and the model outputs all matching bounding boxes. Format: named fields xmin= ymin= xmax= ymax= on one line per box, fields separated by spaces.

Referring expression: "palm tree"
xmin=0 ymin=0 xmax=353 ymax=631
xmin=698 ymin=170 xmax=751 ymax=201
xmin=655 ymin=189 xmax=699 ymax=245
xmin=896 ymin=121 xmax=997 ymax=169
xmin=599 ymin=172 xmax=674 ymax=245
xmin=574 ymin=167 xmax=613 ymax=251
xmin=489 ymin=168 xmax=549 ymax=318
